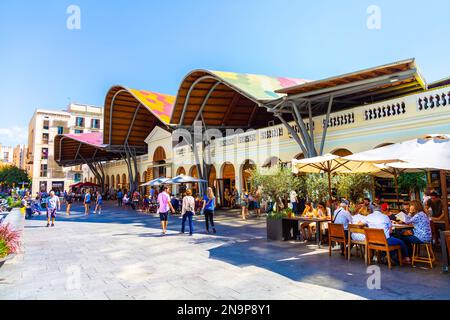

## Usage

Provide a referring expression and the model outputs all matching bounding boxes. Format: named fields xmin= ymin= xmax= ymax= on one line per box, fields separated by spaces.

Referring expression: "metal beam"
xmin=222 ymin=94 xmax=240 ymax=126
xmin=285 ymin=69 xmax=417 ymax=101
xmin=193 ymin=81 xmax=222 ymax=123
xmin=179 ymin=75 xmax=218 ymax=126
xmin=275 ymin=113 xmax=308 ymax=156
xmin=288 ymin=100 xmax=314 ymax=157
xmin=319 ymin=96 xmax=334 ymax=155
xmin=124 ymin=103 xmax=142 ymax=145
xmin=109 ymin=89 xmax=128 ymax=145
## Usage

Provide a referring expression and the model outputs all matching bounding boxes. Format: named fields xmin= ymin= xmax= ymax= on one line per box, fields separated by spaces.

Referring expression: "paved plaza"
xmin=0 ymin=202 xmax=449 ymax=300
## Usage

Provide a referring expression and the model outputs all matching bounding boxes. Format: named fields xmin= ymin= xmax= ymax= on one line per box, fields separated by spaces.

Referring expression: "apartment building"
xmin=0 ymin=144 xmax=13 ymax=164
xmin=27 ymin=103 xmax=103 ymax=194
xmin=12 ymin=145 xmax=27 ymax=170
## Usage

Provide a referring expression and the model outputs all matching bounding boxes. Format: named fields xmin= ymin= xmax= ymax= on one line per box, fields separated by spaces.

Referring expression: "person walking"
xmin=84 ymin=189 xmax=92 ymax=215
xmin=117 ymin=189 xmax=123 ymax=207
xmin=202 ymin=187 xmax=217 ymax=233
xmin=94 ymin=191 xmax=103 ymax=214
xmin=157 ymin=186 xmax=175 ymax=235
xmin=181 ymin=189 xmax=195 ymax=235
xmin=46 ymin=190 xmax=60 ymax=227
xmin=64 ymin=189 xmax=74 ymax=216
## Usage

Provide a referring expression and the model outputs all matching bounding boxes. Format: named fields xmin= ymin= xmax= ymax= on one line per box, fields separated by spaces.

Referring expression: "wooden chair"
xmin=365 ymin=228 xmax=402 ymax=269
xmin=348 ymin=224 xmax=367 ymax=263
xmin=328 ymin=223 xmax=347 ymax=258
xmin=412 ymin=242 xmax=435 ymax=269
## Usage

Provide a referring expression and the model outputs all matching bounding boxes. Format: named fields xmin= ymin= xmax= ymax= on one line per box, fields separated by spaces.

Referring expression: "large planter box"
xmin=266 ymin=218 xmax=284 ymax=241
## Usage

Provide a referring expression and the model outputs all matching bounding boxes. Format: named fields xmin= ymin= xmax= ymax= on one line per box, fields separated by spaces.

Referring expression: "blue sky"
xmin=1 ymin=0 xmax=450 ymax=146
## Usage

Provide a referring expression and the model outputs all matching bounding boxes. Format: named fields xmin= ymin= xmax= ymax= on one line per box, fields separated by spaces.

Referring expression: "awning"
xmin=273 ymin=58 xmax=427 ymax=117
xmin=170 ymin=70 xmax=308 ymax=128
xmin=55 ymin=132 xmax=120 ymax=167
xmin=104 ymin=86 xmax=175 ymax=151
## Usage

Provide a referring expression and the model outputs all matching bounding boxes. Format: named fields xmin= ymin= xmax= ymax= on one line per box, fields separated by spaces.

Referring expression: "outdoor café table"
xmin=283 ymin=216 xmax=330 ymax=247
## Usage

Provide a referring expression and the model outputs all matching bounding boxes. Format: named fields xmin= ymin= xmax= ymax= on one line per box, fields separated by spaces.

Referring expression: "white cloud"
xmin=0 ymin=126 xmax=27 ymax=146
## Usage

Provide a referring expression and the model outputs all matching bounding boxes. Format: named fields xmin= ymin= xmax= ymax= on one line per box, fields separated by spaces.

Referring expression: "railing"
xmin=417 ymin=87 xmax=450 ymax=111
xmin=324 ymin=112 xmax=355 ymax=128
xmin=364 ymin=101 xmax=406 ymax=121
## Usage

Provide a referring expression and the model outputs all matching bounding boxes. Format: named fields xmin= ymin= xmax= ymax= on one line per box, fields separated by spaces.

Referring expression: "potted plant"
xmin=0 ymin=223 xmax=21 ymax=266
xmin=251 ymin=167 xmax=303 ymax=241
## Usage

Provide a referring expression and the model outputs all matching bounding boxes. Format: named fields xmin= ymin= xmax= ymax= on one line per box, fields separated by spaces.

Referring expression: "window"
xmin=3 ymin=152 xmax=9 ymax=162
xmin=75 ymin=129 xmax=83 ymax=134
xmin=42 ymin=133 xmax=49 ymax=144
xmin=91 ymin=119 xmax=101 ymax=129
xmin=43 ymin=120 xmax=49 ymax=130
xmin=41 ymin=148 xmax=48 ymax=160
xmin=76 ymin=117 xmax=85 ymax=127
xmin=74 ymin=173 xmax=82 ymax=182
xmin=57 ymin=127 xmax=64 ymax=135
xmin=40 ymin=164 xmax=48 ymax=177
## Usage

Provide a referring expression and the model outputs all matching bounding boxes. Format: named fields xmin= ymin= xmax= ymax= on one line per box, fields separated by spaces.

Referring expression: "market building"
xmin=55 ymin=59 xmax=450 ymax=208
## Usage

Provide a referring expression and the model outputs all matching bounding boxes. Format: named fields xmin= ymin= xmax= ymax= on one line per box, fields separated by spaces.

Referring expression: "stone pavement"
xmin=0 ymin=202 xmax=449 ymax=300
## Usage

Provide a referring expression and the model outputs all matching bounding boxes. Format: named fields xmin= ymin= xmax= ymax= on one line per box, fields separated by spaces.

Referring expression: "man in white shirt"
xmin=290 ymin=190 xmax=298 ymax=214
xmin=333 ymin=199 xmax=352 ymax=255
xmin=358 ymin=205 xmax=410 ymax=264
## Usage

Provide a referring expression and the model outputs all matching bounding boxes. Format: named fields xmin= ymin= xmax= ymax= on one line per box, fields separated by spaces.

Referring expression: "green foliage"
xmin=267 ymin=208 xmax=292 ymax=220
xmin=251 ymin=166 xmax=304 ymax=211
xmin=398 ymin=172 xmax=427 ymax=194
xmin=304 ymin=173 xmax=332 ymax=203
xmin=0 ymin=165 xmax=30 ymax=187
xmin=0 ymin=239 xmax=8 ymax=258
xmin=335 ymin=174 xmax=373 ymax=203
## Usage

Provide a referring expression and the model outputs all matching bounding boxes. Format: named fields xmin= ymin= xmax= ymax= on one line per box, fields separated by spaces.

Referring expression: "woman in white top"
xmin=181 ymin=189 xmax=195 ymax=235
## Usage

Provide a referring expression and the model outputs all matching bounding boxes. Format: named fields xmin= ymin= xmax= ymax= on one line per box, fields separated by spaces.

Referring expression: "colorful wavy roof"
xmin=64 ymin=132 xmax=106 ymax=148
xmin=127 ymin=89 xmax=175 ymax=124
xmin=209 ymin=70 xmax=309 ymax=101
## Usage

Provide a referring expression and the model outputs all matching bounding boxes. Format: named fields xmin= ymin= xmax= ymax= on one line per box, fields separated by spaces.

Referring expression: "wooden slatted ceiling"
xmin=104 ymin=86 xmax=175 ymax=147
xmin=54 ymin=135 xmax=120 ymax=167
xmin=275 ymin=59 xmax=422 ymax=95
xmin=171 ymin=71 xmax=290 ymax=128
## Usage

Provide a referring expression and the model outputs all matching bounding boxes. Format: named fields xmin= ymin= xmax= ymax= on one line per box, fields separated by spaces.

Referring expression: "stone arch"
xmin=331 ymin=148 xmax=353 ymax=157
xmin=153 ymin=146 xmax=167 ymax=178
xmin=240 ymin=159 xmax=256 ymax=192
xmin=176 ymin=166 xmax=186 ymax=176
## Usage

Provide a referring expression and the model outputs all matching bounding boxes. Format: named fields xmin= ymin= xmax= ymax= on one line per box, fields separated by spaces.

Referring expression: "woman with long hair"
xmin=181 ymin=189 xmax=195 ymax=235
xmin=401 ymin=200 xmax=433 ymax=257
xmin=202 ymin=187 xmax=216 ymax=233
xmin=83 ymin=189 xmax=91 ymax=215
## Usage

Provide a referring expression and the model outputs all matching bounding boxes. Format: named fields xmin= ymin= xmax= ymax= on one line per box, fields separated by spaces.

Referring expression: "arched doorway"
xmin=111 ymin=175 xmax=115 ymax=190
xmin=153 ymin=146 xmax=167 ymax=178
xmin=189 ymin=166 xmax=198 ymax=178
xmin=331 ymin=148 xmax=353 ymax=157
xmin=188 ymin=166 xmax=199 ymax=195
xmin=106 ymin=175 xmax=110 ymax=190
xmin=241 ymin=160 xmax=256 ymax=192
xmin=116 ymin=174 xmax=120 ymax=189
xmin=176 ymin=167 xmax=186 ymax=176
xmin=122 ymin=173 xmax=127 ymax=191
xmin=208 ymin=166 xmax=217 ymax=198
xmin=219 ymin=162 xmax=236 ymax=208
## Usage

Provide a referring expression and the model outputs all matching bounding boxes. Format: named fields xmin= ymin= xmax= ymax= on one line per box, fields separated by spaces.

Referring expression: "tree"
xmin=304 ymin=173 xmax=331 ymax=203
xmin=398 ymin=172 xmax=427 ymax=199
xmin=0 ymin=165 xmax=30 ymax=188
xmin=251 ymin=166 xmax=304 ymax=212
xmin=335 ymin=173 xmax=373 ymax=203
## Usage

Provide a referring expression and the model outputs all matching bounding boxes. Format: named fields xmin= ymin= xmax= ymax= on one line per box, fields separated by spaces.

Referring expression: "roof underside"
xmin=104 ymin=86 xmax=175 ymax=149
xmin=170 ymin=70 xmax=307 ymax=128
xmin=274 ymin=59 xmax=427 ymax=117
xmin=55 ymin=132 xmax=120 ymax=167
